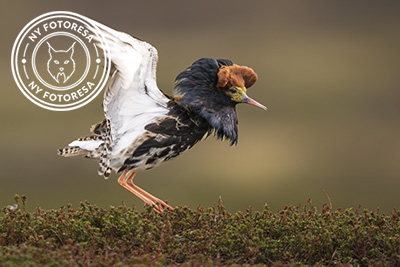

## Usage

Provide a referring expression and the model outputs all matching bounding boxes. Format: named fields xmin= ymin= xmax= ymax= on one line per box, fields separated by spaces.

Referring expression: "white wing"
xmin=86 ymin=18 xmax=170 ymax=168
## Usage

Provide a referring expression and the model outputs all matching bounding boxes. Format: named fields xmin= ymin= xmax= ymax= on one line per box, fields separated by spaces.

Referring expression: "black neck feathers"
xmin=174 ymin=58 xmax=239 ymax=145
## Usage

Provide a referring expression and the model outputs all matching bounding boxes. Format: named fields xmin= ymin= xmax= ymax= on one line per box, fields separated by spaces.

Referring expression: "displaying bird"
xmin=58 ymin=18 xmax=266 ymax=212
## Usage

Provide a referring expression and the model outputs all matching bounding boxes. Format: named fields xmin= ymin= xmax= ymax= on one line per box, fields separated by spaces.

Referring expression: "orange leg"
xmin=117 ymin=170 xmax=155 ymax=207
xmin=125 ymin=172 xmax=174 ymax=212
xmin=117 ymin=170 xmax=174 ymax=213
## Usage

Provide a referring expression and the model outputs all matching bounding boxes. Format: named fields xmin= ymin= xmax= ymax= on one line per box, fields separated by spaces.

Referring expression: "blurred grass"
xmin=1 ymin=1 xmax=400 ymax=213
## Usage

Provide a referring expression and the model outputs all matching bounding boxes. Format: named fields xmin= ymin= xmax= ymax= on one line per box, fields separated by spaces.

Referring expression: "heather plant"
xmin=1 ymin=195 xmax=400 ymax=266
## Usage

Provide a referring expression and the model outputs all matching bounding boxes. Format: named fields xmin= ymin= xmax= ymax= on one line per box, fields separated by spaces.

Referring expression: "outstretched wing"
xmin=85 ymin=18 xmax=170 ymax=157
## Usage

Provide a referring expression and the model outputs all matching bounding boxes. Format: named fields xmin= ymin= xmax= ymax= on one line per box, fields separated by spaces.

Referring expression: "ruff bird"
xmin=58 ymin=19 xmax=266 ymax=212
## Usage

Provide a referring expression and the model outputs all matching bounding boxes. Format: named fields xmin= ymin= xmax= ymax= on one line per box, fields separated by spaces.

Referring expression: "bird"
xmin=57 ymin=18 xmax=266 ymax=213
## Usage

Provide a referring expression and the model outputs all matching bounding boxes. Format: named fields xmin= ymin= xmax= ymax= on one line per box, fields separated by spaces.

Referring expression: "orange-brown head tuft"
xmin=217 ymin=64 xmax=258 ymax=90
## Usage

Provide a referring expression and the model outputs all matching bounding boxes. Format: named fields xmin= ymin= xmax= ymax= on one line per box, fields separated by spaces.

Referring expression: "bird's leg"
xmin=117 ymin=170 xmax=173 ymax=212
xmin=117 ymin=170 xmax=160 ymax=212
xmin=125 ymin=172 xmax=174 ymax=212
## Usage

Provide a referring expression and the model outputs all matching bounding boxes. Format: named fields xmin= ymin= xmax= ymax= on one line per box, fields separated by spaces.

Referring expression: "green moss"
xmin=1 ymin=195 xmax=400 ymax=266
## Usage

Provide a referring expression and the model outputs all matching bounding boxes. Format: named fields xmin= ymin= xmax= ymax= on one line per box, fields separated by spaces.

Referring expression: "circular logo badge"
xmin=11 ymin=11 xmax=111 ymax=111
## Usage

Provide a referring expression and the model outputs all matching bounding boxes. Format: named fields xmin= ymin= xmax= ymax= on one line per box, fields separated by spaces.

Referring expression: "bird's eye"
xmin=229 ymin=88 xmax=238 ymax=94
xmin=64 ymin=60 xmax=69 ymax=64
xmin=54 ymin=60 xmax=59 ymax=64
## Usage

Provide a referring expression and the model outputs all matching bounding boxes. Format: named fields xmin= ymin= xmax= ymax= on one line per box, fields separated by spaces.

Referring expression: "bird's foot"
xmin=144 ymin=198 xmax=174 ymax=213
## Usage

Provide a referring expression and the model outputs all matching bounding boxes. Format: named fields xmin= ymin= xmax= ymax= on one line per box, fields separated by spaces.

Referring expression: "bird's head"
xmin=174 ymin=58 xmax=266 ymax=145
xmin=216 ymin=64 xmax=266 ymax=111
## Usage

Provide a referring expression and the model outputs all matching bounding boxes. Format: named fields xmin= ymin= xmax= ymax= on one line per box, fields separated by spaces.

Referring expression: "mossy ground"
xmin=1 ymin=195 xmax=400 ymax=266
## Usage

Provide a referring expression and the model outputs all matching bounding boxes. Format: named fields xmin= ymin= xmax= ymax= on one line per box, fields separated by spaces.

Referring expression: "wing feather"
xmin=84 ymin=18 xmax=170 ymax=169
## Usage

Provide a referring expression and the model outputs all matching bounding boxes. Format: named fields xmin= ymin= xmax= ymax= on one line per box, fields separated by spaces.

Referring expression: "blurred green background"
xmin=1 ymin=1 xmax=400 ymax=213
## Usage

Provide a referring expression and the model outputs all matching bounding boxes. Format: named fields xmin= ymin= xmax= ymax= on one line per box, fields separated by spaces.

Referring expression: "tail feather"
xmin=98 ymin=119 xmax=113 ymax=178
xmin=57 ymin=146 xmax=89 ymax=157
xmin=58 ymin=119 xmax=112 ymax=178
xmin=90 ymin=119 xmax=107 ymax=135
xmin=58 ymin=134 xmax=104 ymax=158
xmin=77 ymin=135 xmax=104 ymax=141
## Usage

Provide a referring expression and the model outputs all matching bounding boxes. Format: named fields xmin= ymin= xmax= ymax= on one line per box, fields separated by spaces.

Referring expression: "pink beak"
xmin=242 ymin=93 xmax=267 ymax=110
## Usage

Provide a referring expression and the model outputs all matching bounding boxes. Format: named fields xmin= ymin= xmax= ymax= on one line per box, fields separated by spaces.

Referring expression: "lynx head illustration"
xmin=47 ymin=42 xmax=76 ymax=84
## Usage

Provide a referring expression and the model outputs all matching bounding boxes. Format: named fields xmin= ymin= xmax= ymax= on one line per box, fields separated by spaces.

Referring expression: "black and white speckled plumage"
xmin=59 ymin=56 xmax=247 ymax=175
xmin=117 ymin=100 xmax=212 ymax=173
